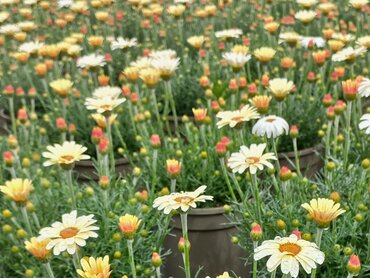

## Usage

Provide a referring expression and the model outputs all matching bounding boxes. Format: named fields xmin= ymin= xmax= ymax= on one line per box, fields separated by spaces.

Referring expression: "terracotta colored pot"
xmin=0 ymin=109 xmax=11 ymax=135
xmin=74 ymin=158 xmax=132 ymax=181
xmin=278 ymin=145 xmax=324 ymax=177
xmin=163 ymin=207 xmax=248 ymax=278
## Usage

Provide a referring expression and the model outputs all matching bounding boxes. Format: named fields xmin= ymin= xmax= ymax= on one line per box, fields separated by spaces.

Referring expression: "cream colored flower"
xmin=18 ymin=41 xmax=44 ymax=54
xmin=278 ymin=32 xmax=301 ymax=46
xmin=85 ymin=96 xmax=126 ymax=114
xmin=332 ymin=47 xmax=367 ymax=62
xmin=77 ymin=256 xmax=111 ymax=278
xmin=294 ymin=10 xmax=317 ymax=23
xmin=216 ymin=105 xmax=260 ymax=129
xmin=42 ymin=141 xmax=90 ymax=168
xmin=332 ymin=33 xmax=355 ymax=43
xmin=252 ymin=115 xmax=289 ymax=138
xmin=228 ymin=143 xmax=277 ymax=174
xmin=296 ymin=0 xmax=318 ymax=8
xmin=215 ymin=28 xmax=242 ymax=40
xmin=91 ymin=113 xmax=117 ymax=128
xmin=38 ymin=210 xmax=99 ymax=255
xmin=301 ymin=198 xmax=346 ymax=228
xmin=149 ymin=49 xmax=177 ymax=59
xmin=153 ymin=185 xmax=213 ymax=214
xmin=206 ymin=272 xmax=239 ymax=278
xmin=49 ymin=79 xmax=73 ymax=98
xmin=187 ymin=36 xmax=205 ymax=49
xmin=25 ymin=237 xmax=51 ymax=262
xmin=254 ymin=235 xmax=325 ymax=277
xmin=349 ymin=0 xmax=368 ymax=9
xmin=0 ymin=178 xmax=32 ymax=203
xmin=268 ymin=78 xmax=294 ymax=101
xmin=92 ymin=86 xmax=121 ymax=99
xmin=356 ymin=36 xmax=370 ymax=49
xmin=254 ymin=47 xmax=276 ymax=63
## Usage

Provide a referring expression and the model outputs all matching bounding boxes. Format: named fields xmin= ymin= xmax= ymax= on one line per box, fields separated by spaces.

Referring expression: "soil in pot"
xmin=163 ymin=207 xmax=249 ymax=278
xmin=278 ymin=145 xmax=324 ymax=178
xmin=74 ymin=158 xmax=132 ymax=181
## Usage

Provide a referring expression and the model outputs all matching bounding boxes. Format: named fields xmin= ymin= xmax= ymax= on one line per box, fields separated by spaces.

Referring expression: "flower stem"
xmin=343 ymin=101 xmax=352 ymax=170
xmin=292 ymin=138 xmax=301 ymax=176
xmin=251 ymin=174 xmax=262 ymax=224
xmin=106 ymin=117 xmax=115 ymax=178
xmin=167 ymin=80 xmax=179 ymax=136
xmin=152 ymin=150 xmax=158 ymax=194
xmin=180 ymin=213 xmax=191 ymax=278
xmin=127 ymin=239 xmax=137 ymax=278
xmin=170 ymin=179 xmax=176 ymax=193
xmin=311 ymin=228 xmax=324 ymax=278
xmin=43 ymin=262 xmax=55 ymax=278
xmin=219 ymin=158 xmax=237 ymax=202
xmin=271 ymin=139 xmax=281 ymax=170
xmin=72 ymin=251 xmax=81 ymax=271
xmin=155 ymin=267 xmax=161 ymax=278
xmin=20 ymin=205 xmax=32 ymax=235
xmin=270 ymin=269 xmax=276 ymax=278
xmin=151 ymin=89 xmax=164 ymax=134
xmin=66 ymin=170 xmax=76 ymax=209
xmin=252 ymin=241 xmax=258 ymax=278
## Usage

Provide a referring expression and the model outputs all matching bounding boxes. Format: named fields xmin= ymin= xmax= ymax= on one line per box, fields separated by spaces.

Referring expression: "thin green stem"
xmin=270 ymin=269 xmax=276 ymax=278
xmin=219 ymin=158 xmax=237 ymax=202
xmin=251 ymin=174 xmax=262 ymax=224
xmin=43 ymin=262 xmax=55 ymax=278
xmin=152 ymin=150 xmax=158 ymax=193
xmin=127 ymin=239 xmax=137 ymax=278
xmin=253 ymin=241 xmax=258 ymax=278
xmin=272 ymin=139 xmax=281 ymax=170
xmin=292 ymin=138 xmax=301 ymax=176
xmin=343 ymin=101 xmax=352 ymax=170
xmin=20 ymin=205 xmax=32 ymax=235
xmin=180 ymin=213 xmax=191 ymax=278
xmin=170 ymin=179 xmax=176 ymax=193
xmin=106 ymin=117 xmax=115 ymax=178
xmin=66 ymin=170 xmax=76 ymax=209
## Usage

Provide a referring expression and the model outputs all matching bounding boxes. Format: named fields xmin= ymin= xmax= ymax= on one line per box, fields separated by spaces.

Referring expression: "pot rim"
xmin=278 ymin=144 xmax=323 ymax=159
xmin=75 ymin=157 xmax=129 ymax=167
xmin=187 ymin=206 xmax=225 ymax=216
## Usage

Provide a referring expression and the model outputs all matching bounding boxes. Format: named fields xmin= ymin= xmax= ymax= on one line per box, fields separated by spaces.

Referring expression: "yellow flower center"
xmin=231 ymin=116 xmax=244 ymax=122
xmin=60 ymin=227 xmax=79 ymax=239
xmin=175 ymin=196 xmax=194 ymax=204
xmin=279 ymin=243 xmax=302 ymax=255
xmin=246 ymin=157 xmax=260 ymax=164
xmin=61 ymin=155 xmax=74 ymax=161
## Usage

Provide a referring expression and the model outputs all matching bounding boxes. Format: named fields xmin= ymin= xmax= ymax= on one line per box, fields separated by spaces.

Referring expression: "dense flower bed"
xmin=0 ymin=0 xmax=370 ymax=277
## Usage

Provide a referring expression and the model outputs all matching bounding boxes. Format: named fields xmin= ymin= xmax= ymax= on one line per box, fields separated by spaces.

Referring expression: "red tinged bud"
xmin=178 ymin=237 xmax=191 ymax=253
xmin=98 ymin=136 xmax=110 ymax=155
xmin=150 ymin=134 xmax=161 ymax=148
xmin=334 ymin=100 xmax=346 ymax=115
xmin=211 ymin=101 xmax=220 ymax=113
xmin=290 ymin=125 xmax=299 ymax=138
xmin=91 ymin=127 xmax=104 ymax=144
xmin=322 ymin=94 xmax=333 ymax=107
xmin=99 ymin=176 xmax=109 ymax=189
xmin=17 ymin=108 xmax=28 ymax=124
xmin=3 ymin=151 xmax=15 ymax=167
xmin=56 ymin=117 xmax=67 ymax=131
xmin=347 ymin=255 xmax=361 ymax=275
xmin=151 ymin=252 xmax=162 ymax=267
xmin=326 ymin=106 xmax=335 ymax=120
xmin=291 ymin=230 xmax=301 ymax=240
xmin=279 ymin=166 xmax=292 ymax=181
xmin=250 ymin=223 xmax=262 ymax=241
xmin=3 ymin=85 xmax=14 ymax=96
xmin=215 ymin=142 xmax=227 ymax=157
xmin=15 ymin=87 xmax=25 ymax=97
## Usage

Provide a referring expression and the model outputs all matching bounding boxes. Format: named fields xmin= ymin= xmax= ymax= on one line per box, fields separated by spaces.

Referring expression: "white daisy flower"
xmin=149 ymin=49 xmax=177 ymax=59
xmin=359 ymin=114 xmax=370 ymax=134
xmin=332 ymin=46 xmax=367 ymax=62
xmin=296 ymin=0 xmax=318 ymax=8
xmin=85 ymin=96 xmax=126 ymax=114
xmin=254 ymin=235 xmax=325 ymax=278
xmin=150 ymin=56 xmax=180 ymax=77
xmin=252 ymin=115 xmax=289 ymax=139
xmin=358 ymin=78 xmax=370 ymax=98
xmin=222 ymin=52 xmax=251 ymax=70
xmin=111 ymin=37 xmax=138 ymax=51
xmin=58 ymin=0 xmax=74 ymax=8
xmin=0 ymin=12 xmax=10 ymax=23
xmin=215 ymin=28 xmax=243 ymax=40
xmin=301 ymin=36 xmax=325 ymax=48
xmin=38 ymin=211 xmax=99 ymax=255
xmin=216 ymin=105 xmax=260 ymax=129
xmin=42 ymin=141 xmax=90 ymax=168
xmin=294 ymin=10 xmax=317 ymax=23
xmin=92 ymin=86 xmax=122 ymax=99
xmin=153 ymin=185 xmax=213 ymax=214
xmin=228 ymin=143 xmax=277 ymax=175
xmin=130 ymin=57 xmax=153 ymax=69
xmin=77 ymin=54 xmax=106 ymax=69
xmin=18 ymin=41 xmax=44 ymax=54
xmin=0 ymin=24 xmax=21 ymax=35
xmin=278 ymin=32 xmax=301 ymax=45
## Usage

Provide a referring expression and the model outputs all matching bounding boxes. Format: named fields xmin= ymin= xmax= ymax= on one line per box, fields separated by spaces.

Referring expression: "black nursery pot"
xmin=278 ymin=144 xmax=324 ymax=177
xmin=163 ymin=207 xmax=249 ymax=278
xmin=74 ymin=158 xmax=132 ymax=181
